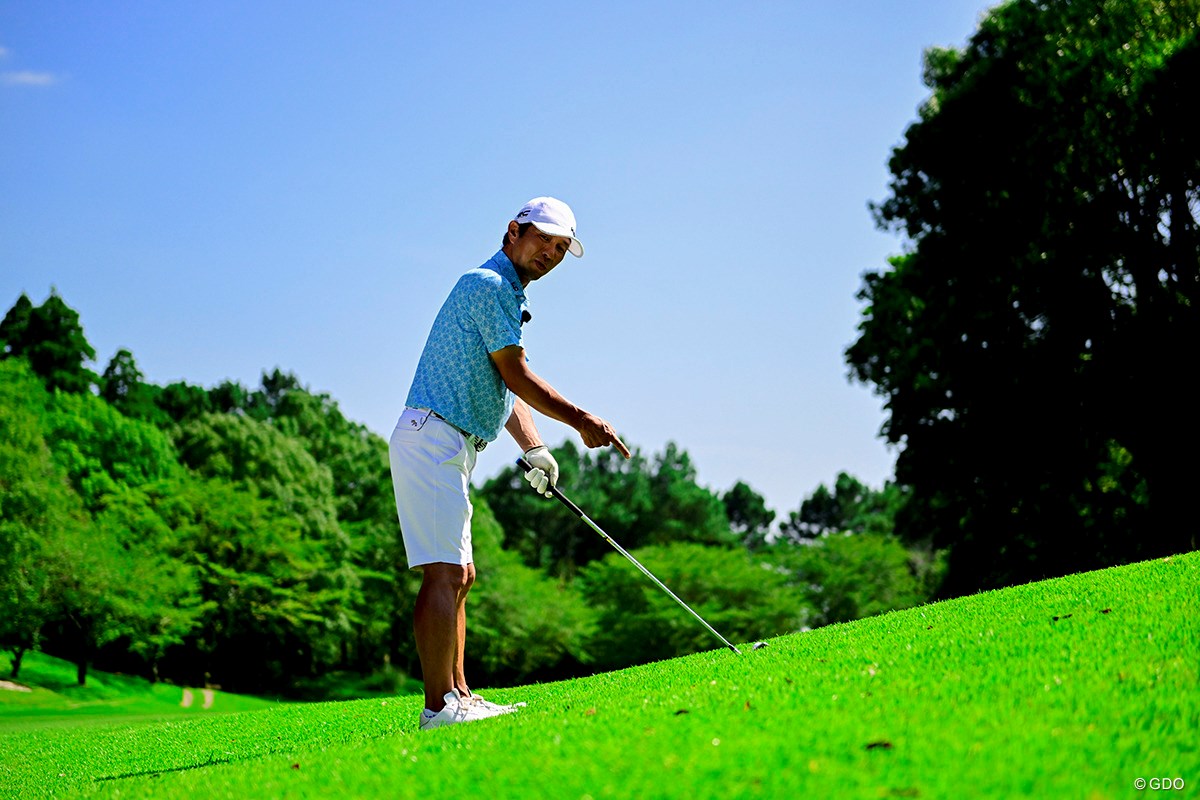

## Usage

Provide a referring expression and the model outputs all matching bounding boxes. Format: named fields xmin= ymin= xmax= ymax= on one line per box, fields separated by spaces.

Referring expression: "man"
xmin=390 ymin=197 xmax=630 ymax=731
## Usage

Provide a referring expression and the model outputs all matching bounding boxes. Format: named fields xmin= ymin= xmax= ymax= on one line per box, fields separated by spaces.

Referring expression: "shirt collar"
xmin=486 ymin=250 xmax=527 ymax=303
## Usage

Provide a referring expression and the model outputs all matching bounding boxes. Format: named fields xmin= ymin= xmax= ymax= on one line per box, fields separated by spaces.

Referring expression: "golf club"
xmin=516 ymin=457 xmax=743 ymax=655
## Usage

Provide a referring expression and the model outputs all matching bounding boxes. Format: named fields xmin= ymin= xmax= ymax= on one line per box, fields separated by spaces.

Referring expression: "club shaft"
xmin=517 ymin=458 xmax=742 ymax=655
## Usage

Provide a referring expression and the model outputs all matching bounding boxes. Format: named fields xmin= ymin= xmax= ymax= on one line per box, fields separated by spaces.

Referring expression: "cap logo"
xmin=516 ymin=209 xmax=531 ymax=219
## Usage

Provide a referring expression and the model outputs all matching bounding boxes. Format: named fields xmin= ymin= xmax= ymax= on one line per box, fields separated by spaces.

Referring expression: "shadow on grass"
xmin=94 ymin=754 xmax=234 ymax=783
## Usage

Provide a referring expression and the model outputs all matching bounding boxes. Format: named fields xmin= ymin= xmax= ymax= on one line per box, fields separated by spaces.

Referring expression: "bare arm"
xmin=504 ymin=397 xmax=543 ymax=452
xmin=491 ymin=345 xmax=630 ymax=458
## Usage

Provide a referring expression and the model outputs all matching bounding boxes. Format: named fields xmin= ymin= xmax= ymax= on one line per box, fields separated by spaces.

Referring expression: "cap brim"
xmin=531 ymin=221 xmax=584 ymax=257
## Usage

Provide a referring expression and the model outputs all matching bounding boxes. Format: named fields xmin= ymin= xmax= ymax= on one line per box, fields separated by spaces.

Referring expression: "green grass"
xmin=2 ymin=552 xmax=1196 ymax=799
xmin=0 ymin=651 xmax=280 ymax=733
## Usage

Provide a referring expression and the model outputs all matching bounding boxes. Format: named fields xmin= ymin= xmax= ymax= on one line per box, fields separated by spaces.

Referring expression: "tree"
xmin=577 ymin=542 xmax=808 ymax=669
xmin=647 ymin=443 xmax=736 ymax=548
xmin=230 ymin=371 xmax=413 ymax=678
xmin=90 ymin=485 xmax=211 ymax=682
xmin=44 ymin=391 xmax=180 ymax=510
xmin=100 ymin=348 xmax=165 ymax=425
xmin=765 ymin=532 xmax=935 ymax=627
xmin=155 ymin=380 xmax=214 ymax=423
xmin=463 ymin=497 xmax=595 ymax=682
xmin=846 ymin=0 xmax=1200 ymax=593
xmin=171 ymin=413 xmax=361 ymax=688
xmin=38 ymin=517 xmax=136 ymax=685
xmin=0 ymin=292 xmax=96 ymax=393
xmin=482 ymin=440 xmax=735 ymax=578
xmin=722 ymin=481 xmax=775 ymax=549
xmin=778 ymin=473 xmax=907 ymax=543
xmin=0 ymin=295 xmax=33 ymax=356
xmin=0 ymin=361 xmax=80 ymax=676
xmin=145 ymin=477 xmax=348 ymax=692
xmin=36 ymin=484 xmax=213 ymax=687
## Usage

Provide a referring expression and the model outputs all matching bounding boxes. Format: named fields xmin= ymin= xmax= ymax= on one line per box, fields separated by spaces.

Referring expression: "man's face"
xmin=507 ymin=222 xmax=572 ymax=285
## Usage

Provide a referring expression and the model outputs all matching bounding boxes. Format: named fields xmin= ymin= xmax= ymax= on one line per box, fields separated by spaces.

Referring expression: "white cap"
xmin=514 ymin=197 xmax=584 ymax=257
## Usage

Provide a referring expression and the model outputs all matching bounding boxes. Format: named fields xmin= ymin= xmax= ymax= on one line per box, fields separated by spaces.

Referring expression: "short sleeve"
xmin=463 ymin=272 xmax=522 ymax=354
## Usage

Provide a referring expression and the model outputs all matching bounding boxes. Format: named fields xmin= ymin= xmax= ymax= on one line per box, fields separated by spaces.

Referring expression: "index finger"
xmin=611 ymin=432 xmax=631 ymax=459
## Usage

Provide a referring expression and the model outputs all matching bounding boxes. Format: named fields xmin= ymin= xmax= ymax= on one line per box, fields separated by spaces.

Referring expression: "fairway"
xmin=2 ymin=552 xmax=1196 ymax=799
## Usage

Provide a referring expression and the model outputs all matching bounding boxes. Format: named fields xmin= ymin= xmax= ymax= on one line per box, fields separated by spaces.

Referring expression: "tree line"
xmin=1 ymin=292 xmax=933 ymax=694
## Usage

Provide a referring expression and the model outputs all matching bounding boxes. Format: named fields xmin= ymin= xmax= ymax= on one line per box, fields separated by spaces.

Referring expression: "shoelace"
xmin=467 ymin=694 xmax=525 ymax=714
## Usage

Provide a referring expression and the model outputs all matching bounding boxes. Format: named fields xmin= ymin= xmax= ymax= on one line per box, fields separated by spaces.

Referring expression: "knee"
xmin=423 ymin=563 xmax=474 ymax=596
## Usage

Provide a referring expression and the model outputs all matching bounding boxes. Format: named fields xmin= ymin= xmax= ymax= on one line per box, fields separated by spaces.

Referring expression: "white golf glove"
xmin=523 ymin=445 xmax=559 ymax=497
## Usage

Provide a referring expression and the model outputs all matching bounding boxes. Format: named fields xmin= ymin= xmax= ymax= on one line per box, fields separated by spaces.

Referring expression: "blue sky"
xmin=1 ymin=1 xmax=997 ymax=521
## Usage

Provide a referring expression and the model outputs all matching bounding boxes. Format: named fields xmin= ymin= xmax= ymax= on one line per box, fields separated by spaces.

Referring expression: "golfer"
xmin=390 ymin=197 xmax=630 ymax=731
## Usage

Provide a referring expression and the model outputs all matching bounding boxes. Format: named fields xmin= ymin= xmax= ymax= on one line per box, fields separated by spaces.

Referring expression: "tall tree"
xmin=154 ymin=380 xmax=214 ymax=423
xmin=0 ymin=361 xmax=80 ymax=676
xmin=847 ymin=0 xmax=1200 ymax=593
xmin=233 ymin=371 xmax=407 ymax=675
xmin=100 ymin=348 xmax=165 ymax=424
xmin=0 ymin=292 xmax=96 ymax=393
xmin=778 ymin=473 xmax=907 ymax=543
xmin=172 ymin=412 xmax=360 ymax=687
xmin=721 ymin=481 xmax=775 ymax=549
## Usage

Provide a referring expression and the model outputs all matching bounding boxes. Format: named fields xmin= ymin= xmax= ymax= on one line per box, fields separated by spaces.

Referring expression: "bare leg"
xmin=453 ymin=562 xmax=476 ymax=697
xmin=414 ymin=562 xmax=474 ymax=711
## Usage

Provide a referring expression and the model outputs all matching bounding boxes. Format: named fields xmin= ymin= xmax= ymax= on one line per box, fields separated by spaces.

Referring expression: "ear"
xmin=506 ymin=220 xmax=521 ymax=244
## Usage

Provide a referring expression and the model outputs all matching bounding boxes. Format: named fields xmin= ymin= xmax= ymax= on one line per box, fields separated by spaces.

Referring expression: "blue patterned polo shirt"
xmin=406 ymin=250 xmax=528 ymax=441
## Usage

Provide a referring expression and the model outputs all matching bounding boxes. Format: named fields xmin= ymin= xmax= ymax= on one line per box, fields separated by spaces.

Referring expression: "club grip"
xmin=516 ymin=457 xmax=585 ymax=518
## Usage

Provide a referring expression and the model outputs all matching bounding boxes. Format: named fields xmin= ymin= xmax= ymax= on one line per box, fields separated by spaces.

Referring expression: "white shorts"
xmin=389 ymin=407 xmax=479 ymax=569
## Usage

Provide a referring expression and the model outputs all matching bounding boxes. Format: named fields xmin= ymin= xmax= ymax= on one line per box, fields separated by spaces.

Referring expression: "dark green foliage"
xmin=779 ymin=472 xmax=908 ymax=543
xmin=44 ymin=391 xmax=180 ymax=510
xmin=721 ymin=480 xmax=775 ymax=549
xmin=0 ymin=361 xmax=82 ymax=676
xmin=578 ymin=542 xmax=806 ymax=668
xmin=89 ymin=486 xmax=211 ymax=681
xmin=768 ymin=474 xmax=938 ymax=625
xmin=0 ymin=292 xmax=97 ymax=393
xmin=100 ymin=348 xmax=167 ymax=425
xmin=143 ymin=478 xmax=349 ymax=691
xmin=208 ymin=379 xmax=252 ymax=414
xmin=155 ymin=380 xmax=215 ymax=423
xmin=847 ymin=0 xmax=1200 ymax=593
xmin=466 ymin=498 xmax=595 ymax=681
xmin=176 ymin=370 xmax=405 ymax=679
xmin=764 ymin=533 xmax=941 ymax=627
xmin=482 ymin=440 xmax=736 ymax=578
xmin=174 ymin=412 xmax=340 ymax=534
xmin=38 ymin=492 xmax=191 ymax=686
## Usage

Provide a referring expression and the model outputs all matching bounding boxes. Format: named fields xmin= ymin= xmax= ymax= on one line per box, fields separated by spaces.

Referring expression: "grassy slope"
xmin=2 ymin=552 xmax=1196 ymax=799
xmin=0 ymin=651 xmax=279 ymax=733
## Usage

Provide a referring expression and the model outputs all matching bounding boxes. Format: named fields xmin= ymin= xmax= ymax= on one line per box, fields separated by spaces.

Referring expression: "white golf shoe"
xmin=466 ymin=692 xmax=526 ymax=715
xmin=418 ymin=691 xmax=513 ymax=731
